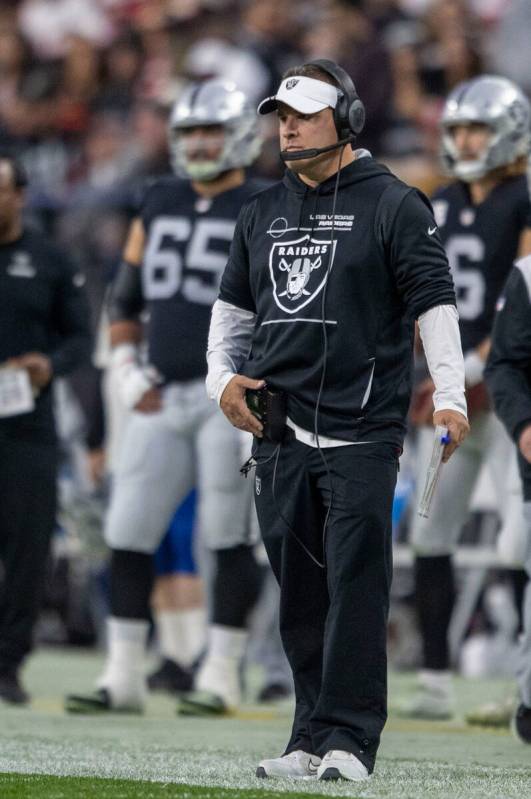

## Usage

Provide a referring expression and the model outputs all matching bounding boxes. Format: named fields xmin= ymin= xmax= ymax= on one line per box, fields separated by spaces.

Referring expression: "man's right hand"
xmin=519 ymin=424 xmax=531 ymax=464
xmin=220 ymin=375 xmax=266 ymax=437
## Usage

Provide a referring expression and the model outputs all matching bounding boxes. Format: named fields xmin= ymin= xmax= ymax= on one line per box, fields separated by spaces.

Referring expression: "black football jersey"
xmin=138 ymin=176 xmax=267 ymax=382
xmin=432 ymin=174 xmax=531 ymax=353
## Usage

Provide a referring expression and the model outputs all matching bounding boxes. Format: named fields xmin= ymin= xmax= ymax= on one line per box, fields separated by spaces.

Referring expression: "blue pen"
xmin=441 ymin=433 xmax=451 ymax=445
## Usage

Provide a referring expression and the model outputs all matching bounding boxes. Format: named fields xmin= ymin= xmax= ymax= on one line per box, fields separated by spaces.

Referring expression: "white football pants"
xmin=104 ymin=380 xmax=251 ymax=554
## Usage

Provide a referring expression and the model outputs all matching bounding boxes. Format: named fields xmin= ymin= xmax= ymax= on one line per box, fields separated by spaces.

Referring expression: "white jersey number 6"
xmin=445 ymin=234 xmax=486 ymax=321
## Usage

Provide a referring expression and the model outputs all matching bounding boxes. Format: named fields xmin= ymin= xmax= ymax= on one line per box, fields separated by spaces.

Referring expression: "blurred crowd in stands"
xmin=0 ymin=0 xmax=529 ymax=327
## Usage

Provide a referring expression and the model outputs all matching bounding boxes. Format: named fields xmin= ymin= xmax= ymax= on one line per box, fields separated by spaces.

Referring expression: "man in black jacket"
xmin=207 ymin=60 xmax=469 ymax=780
xmin=0 ymin=153 xmax=91 ymax=704
xmin=485 ymin=255 xmax=531 ymax=743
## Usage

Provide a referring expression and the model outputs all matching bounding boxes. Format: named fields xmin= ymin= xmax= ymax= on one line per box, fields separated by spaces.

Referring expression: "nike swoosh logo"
xmin=308 ymin=760 xmax=320 ymax=774
xmin=428 ymin=226 xmax=437 ymax=235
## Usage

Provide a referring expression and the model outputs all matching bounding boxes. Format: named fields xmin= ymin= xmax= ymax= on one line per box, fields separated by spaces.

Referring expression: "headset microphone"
xmin=279 ymin=135 xmax=355 ymax=162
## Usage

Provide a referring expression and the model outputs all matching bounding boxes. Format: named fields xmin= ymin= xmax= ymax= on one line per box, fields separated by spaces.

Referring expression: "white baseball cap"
xmin=258 ymin=76 xmax=339 ymax=116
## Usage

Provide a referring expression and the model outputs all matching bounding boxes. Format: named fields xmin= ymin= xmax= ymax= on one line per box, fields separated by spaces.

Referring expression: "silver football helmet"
xmin=440 ymin=75 xmax=531 ymax=182
xmin=169 ymin=79 xmax=261 ymax=181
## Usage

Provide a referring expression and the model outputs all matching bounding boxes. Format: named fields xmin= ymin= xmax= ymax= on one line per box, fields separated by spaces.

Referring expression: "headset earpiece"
xmin=307 ymin=59 xmax=365 ymax=139
xmin=333 ymin=89 xmax=350 ymax=139
xmin=349 ymin=99 xmax=365 ymax=136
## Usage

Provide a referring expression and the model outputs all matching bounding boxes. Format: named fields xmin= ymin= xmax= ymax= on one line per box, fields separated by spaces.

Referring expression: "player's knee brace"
xmin=110 ymin=549 xmax=155 ymax=620
xmin=212 ymin=545 xmax=265 ymax=628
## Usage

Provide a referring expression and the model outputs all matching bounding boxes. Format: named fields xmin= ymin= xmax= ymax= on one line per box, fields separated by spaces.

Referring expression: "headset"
xmin=255 ymin=61 xmax=366 ymax=567
xmin=311 ymin=59 xmax=365 ymax=138
xmin=276 ymin=62 xmax=363 ymax=566
xmin=279 ymin=59 xmax=365 ymax=162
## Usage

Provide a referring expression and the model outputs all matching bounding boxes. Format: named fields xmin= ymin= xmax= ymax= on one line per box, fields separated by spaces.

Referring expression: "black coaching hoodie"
xmin=219 ymin=156 xmax=456 ymax=445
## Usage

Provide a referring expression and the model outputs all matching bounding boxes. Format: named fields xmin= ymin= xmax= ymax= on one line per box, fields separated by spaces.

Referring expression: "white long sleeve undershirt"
xmin=206 ymin=299 xmax=467 ymax=420
xmin=418 ymin=303 xmax=467 ymax=418
xmin=206 ymin=299 xmax=256 ymax=404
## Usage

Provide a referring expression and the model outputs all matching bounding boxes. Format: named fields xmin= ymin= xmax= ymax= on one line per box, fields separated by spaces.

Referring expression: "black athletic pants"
xmin=253 ymin=435 xmax=398 ymax=774
xmin=0 ymin=430 xmax=57 ymax=673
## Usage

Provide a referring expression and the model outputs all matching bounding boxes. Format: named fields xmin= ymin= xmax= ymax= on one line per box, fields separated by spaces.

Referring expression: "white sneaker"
xmin=398 ymin=688 xmax=453 ymax=719
xmin=92 ymin=670 xmax=146 ymax=712
xmin=100 ymin=680 xmax=146 ymax=712
xmin=256 ymin=750 xmax=321 ymax=779
xmin=195 ymin=655 xmax=240 ymax=710
xmin=317 ymin=750 xmax=370 ymax=781
xmin=397 ymin=670 xmax=454 ymax=720
xmin=466 ymin=696 xmax=515 ymax=728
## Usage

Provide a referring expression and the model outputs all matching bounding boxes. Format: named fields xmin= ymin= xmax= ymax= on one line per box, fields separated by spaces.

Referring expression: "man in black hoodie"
xmin=207 ymin=60 xmax=469 ymax=781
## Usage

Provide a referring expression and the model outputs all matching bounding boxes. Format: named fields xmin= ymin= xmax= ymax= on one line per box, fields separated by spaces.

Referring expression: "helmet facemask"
xmin=170 ymin=125 xmax=227 ymax=182
xmin=441 ymin=123 xmax=495 ymax=182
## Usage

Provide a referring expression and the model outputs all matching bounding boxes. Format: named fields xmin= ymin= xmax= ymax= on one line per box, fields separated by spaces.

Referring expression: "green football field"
xmin=1 ymin=648 xmax=531 ymax=798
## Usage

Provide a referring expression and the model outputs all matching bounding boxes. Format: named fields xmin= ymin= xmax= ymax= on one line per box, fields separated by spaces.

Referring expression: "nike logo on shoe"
xmin=428 ymin=226 xmax=437 ymax=235
xmin=256 ymin=751 xmax=321 ymax=779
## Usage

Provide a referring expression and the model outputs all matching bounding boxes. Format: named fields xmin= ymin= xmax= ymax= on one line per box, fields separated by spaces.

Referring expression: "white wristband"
xmin=463 ymin=350 xmax=485 ymax=388
xmin=111 ymin=343 xmax=154 ymax=409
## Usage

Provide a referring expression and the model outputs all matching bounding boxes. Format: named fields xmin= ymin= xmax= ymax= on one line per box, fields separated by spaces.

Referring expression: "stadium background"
xmin=2 ymin=0 xmax=529 ymax=347
xmin=2 ymin=0 xmax=531 ymax=797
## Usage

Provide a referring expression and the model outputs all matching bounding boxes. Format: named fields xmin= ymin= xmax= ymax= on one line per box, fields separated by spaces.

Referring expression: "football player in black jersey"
xmin=0 ymin=153 xmax=91 ymax=704
xmin=65 ymin=80 xmax=267 ymax=714
xmin=485 ymin=255 xmax=531 ymax=742
xmin=403 ymin=75 xmax=531 ymax=720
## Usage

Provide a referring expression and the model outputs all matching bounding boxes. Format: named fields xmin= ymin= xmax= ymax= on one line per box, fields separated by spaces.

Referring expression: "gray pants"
xmin=105 ymin=380 xmax=251 ymax=554
xmin=410 ymin=412 xmax=527 ymax=555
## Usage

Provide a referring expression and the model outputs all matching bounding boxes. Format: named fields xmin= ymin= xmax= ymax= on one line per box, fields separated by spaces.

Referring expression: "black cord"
xmin=272 ymin=147 xmax=347 ymax=570
xmin=241 ymin=442 xmax=325 ymax=568
xmin=311 ymin=145 xmax=347 ymax=568
xmin=271 ymin=443 xmax=327 ymax=569
xmin=240 ymin=447 xmax=280 ymax=477
xmin=245 ymin=146 xmax=348 ymax=571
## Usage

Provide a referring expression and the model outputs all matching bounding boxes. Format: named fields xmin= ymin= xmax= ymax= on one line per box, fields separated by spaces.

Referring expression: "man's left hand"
xmin=8 ymin=352 xmax=52 ymax=389
xmin=433 ymin=409 xmax=470 ymax=462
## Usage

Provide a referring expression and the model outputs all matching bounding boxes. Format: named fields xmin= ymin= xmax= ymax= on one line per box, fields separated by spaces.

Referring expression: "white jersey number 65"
xmin=143 ymin=216 xmax=236 ymax=305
